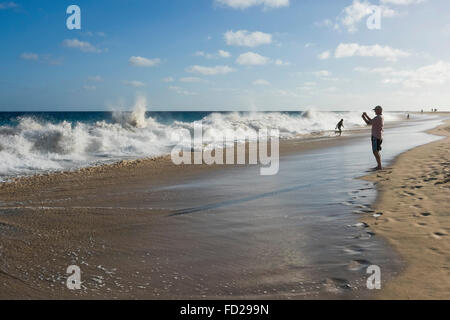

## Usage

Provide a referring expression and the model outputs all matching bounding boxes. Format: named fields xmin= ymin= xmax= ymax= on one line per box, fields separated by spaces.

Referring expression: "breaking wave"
xmin=0 ymin=98 xmax=402 ymax=179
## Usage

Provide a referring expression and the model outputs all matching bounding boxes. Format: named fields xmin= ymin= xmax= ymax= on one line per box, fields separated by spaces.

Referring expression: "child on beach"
xmin=362 ymin=106 xmax=384 ymax=170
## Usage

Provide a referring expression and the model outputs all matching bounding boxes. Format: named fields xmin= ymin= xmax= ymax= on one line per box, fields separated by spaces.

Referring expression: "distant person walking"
xmin=362 ymin=106 xmax=384 ymax=170
xmin=335 ymin=119 xmax=344 ymax=136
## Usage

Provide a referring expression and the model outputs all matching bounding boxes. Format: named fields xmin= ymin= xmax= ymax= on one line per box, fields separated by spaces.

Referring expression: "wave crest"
xmin=0 ymin=107 xmax=401 ymax=179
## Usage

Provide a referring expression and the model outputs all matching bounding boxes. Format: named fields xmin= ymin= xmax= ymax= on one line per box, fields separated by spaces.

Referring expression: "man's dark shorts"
xmin=371 ymin=136 xmax=383 ymax=152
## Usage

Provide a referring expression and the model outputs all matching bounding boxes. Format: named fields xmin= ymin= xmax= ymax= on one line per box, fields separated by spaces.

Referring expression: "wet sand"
xmin=0 ymin=132 xmax=375 ymax=299
xmin=362 ymin=119 xmax=450 ymax=300
xmin=0 ymin=117 xmax=447 ymax=299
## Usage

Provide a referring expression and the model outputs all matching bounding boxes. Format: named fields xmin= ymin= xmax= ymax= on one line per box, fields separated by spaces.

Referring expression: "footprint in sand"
xmin=343 ymin=246 xmax=365 ymax=255
xmin=429 ymin=247 xmax=444 ymax=255
xmin=353 ymin=231 xmax=375 ymax=240
xmin=347 ymin=259 xmax=371 ymax=271
xmin=432 ymin=231 xmax=447 ymax=239
xmin=348 ymin=222 xmax=369 ymax=228
xmin=322 ymin=278 xmax=352 ymax=293
xmin=373 ymin=212 xmax=383 ymax=218
xmin=420 ymin=212 xmax=432 ymax=217
xmin=415 ymin=222 xmax=427 ymax=227
xmin=435 ymin=179 xmax=449 ymax=186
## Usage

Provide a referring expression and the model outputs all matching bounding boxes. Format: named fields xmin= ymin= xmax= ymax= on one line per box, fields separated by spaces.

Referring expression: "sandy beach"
xmin=0 ymin=116 xmax=448 ymax=299
xmin=0 ymin=132 xmax=375 ymax=299
xmin=362 ymin=118 xmax=450 ymax=299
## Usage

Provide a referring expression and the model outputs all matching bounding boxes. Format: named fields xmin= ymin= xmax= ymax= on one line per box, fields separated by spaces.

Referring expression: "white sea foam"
xmin=0 ymin=99 xmax=402 ymax=179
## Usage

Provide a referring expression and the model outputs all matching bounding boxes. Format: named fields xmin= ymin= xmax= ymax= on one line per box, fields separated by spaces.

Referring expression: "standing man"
xmin=362 ymin=106 xmax=384 ymax=170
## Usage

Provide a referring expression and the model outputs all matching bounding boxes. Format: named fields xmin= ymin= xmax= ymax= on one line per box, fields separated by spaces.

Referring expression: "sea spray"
xmin=112 ymin=95 xmax=150 ymax=128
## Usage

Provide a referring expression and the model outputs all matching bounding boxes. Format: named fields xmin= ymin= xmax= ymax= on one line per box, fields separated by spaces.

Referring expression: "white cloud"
xmin=380 ymin=0 xmax=425 ymax=5
xmin=335 ymin=43 xmax=411 ymax=61
xmin=326 ymin=86 xmax=338 ymax=92
xmin=123 ymin=80 xmax=145 ymax=88
xmin=297 ymin=81 xmax=319 ymax=93
xmin=43 ymin=55 xmax=63 ymax=65
xmin=236 ymin=52 xmax=270 ymax=65
xmin=340 ymin=0 xmax=396 ymax=33
xmin=169 ymin=86 xmax=196 ymax=95
xmin=63 ymin=39 xmax=102 ymax=53
xmin=224 ymin=30 xmax=272 ymax=47
xmin=88 ymin=75 xmax=102 ymax=82
xmin=355 ymin=61 xmax=450 ymax=88
xmin=218 ymin=50 xmax=231 ymax=58
xmin=195 ymin=50 xmax=231 ymax=59
xmin=354 ymin=66 xmax=395 ymax=74
xmin=179 ymin=77 xmax=208 ymax=83
xmin=234 ymin=52 xmax=288 ymax=66
xmin=84 ymin=31 xmax=106 ymax=37
xmin=129 ymin=56 xmax=161 ymax=67
xmin=274 ymin=59 xmax=290 ymax=66
xmin=195 ymin=51 xmax=210 ymax=58
xmin=186 ymin=65 xmax=236 ymax=75
xmin=270 ymin=89 xmax=299 ymax=98
xmin=215 ymin=0 xmax=289 ymax=10
xmin=20 ymin=52 xmax=63 ymax=65
xmin=298 ymin=85 xmax=316 ymax=92
xmin=83 ymin=85 xmax=96 ymax=91
xmin=318 ymin=51 xmax=331 ymax=60
xmin=313 ymin=70 xmax=332 ymax=78
xmin=20 ymin=52 xmax=39 ymax=61
xmin=0 ymin=2 xmax=17 ymax=10
xmin=314 ymin=19 xmax=334 ymax=28
xmin=253 ymin=79 xmax=270 ymax=86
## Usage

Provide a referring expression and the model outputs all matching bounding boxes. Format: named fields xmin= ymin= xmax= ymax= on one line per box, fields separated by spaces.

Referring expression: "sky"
xmin=0 ymin=0 xmax=449 ymax=111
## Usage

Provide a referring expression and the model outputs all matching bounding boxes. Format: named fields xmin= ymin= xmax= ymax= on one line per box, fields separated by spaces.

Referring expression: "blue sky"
xmin=0 ymin=0 xmax=449 ymax=111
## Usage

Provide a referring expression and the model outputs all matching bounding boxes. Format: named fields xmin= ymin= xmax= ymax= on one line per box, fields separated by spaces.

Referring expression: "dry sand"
xmin=362 ymin=119 xmax=450 ymax=299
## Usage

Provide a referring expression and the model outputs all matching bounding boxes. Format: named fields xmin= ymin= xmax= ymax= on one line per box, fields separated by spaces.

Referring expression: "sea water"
xmin=0 ymin=108 xmax=403 ymax=180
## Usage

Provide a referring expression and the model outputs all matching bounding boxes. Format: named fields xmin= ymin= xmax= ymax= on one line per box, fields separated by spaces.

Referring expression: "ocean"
xmin=0 ymin=109 xmax=403 ymax=180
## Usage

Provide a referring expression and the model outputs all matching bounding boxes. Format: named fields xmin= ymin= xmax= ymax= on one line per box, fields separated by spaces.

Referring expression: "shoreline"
xmin=362 ymin=119 xmax=450 ymax=299
xmin=0 ymin=117 xmax=412 ymax=191
xmin=0 ymin=128 xmax=377 ymax=299
xmin=0 ymin=129 xmax=372 ymax=196
xmin=0 ymin=124 xmax=392 ymax=300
